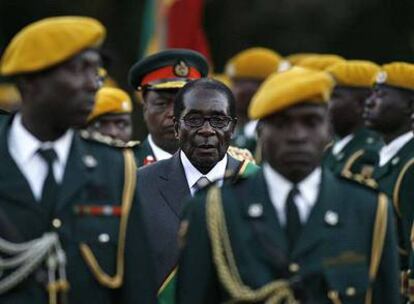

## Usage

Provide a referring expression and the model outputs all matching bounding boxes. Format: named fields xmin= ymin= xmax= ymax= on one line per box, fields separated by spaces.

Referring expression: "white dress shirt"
xmin=147 ymin=135 xmax=173 ymax=161
xmin=332 ymin=134 xmax=354 ymax=155
xmin=263 ymin=163 xmax=321 ymax=226
xmin=379 ymin=131 xmax=414 ymax=166
xmin=8 ymin=114 xmax=74 ymax=201
xmin=180 ymin=150 xmax=228 ymax=196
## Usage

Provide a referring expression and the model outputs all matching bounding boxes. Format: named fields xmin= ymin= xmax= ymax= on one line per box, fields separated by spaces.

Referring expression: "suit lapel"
xmin=55 ymin=134 xmax=88 ymax=212
xmin=291 ymin=169 xmax=343 ymax=259
xmin=242 ymin=171 xmax=289 ymax=257
xmin=0 ymin=116 xmax=41 ymax=216
xmin=158 ymin=152 xmax=191 ymax=218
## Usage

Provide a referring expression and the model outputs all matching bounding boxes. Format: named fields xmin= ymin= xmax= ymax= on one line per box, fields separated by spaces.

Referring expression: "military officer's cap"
xmin=295 ymin=54 xmax=346 ymax=71
xmin=286 ymin=53 xmax=317 ymax=65
xmin=87 ymin=87 xmax=132 ymax=122
xmin=248 ymin=67 xmax=334 ymax=119
xmin=0 ymin=82 xmax=21 ymax=109
xmin=327 ymin=60 xmax=381 ymax=88
xmin=0 ymin=16 xmax=106 ymax=76
xmin=225 ymin=47 xmax=282 ymax=80
xmin=373 ymin=62 xmax=414 ymax=92
xmin=128 ymin=49 xmax=209 ymax=91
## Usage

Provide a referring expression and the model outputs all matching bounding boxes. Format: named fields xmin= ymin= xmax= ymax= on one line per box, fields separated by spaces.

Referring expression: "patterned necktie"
xmin=285 ymin=186 xmax=301 ymax=251
xmin=193 ymin=176 xmax=210 ymax=193
xmin=38 ymin=148 xmax=59 ymax=215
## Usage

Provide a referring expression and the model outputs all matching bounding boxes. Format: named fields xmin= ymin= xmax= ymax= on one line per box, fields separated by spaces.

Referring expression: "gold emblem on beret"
xmin=174 ymin=60 xmax=189 ymax=77
xmin=376 ymin=71 xmax=387 ymax=84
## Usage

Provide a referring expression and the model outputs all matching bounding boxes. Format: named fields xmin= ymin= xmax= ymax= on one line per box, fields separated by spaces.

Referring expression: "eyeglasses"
xmin=181 ymin=115 xmax=233 ymax=128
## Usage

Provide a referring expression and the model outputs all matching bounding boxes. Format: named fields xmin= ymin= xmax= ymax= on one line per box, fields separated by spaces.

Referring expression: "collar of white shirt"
xmin=180 ymin=150 xmax=228 ymax=196
xmin=332 ymin=134 xmax=354 ymax=155
xmin=147 ymin=134 xmax=173 ymax=161
xmin=263 ymin=163 xmax=322 ymax=226
xmin=8 ymin=113 xmax=74 ymax=200
xmin=379 ymin=131 xmax=413 ymax=166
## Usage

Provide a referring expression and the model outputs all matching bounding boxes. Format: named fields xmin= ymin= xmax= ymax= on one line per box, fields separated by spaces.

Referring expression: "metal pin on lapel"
xmin=248 ymin=204 xmax=263 ymax=218
xmin=324 ymin=210 xmax=338 ymax=226
xmin=83 ymin=155 xmax=97 ymax=168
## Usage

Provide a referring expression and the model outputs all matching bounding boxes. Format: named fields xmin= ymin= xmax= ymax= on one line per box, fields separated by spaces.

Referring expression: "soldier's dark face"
xmin=87 ymin=113 xmax=132 ymax=142
xmin=174 ymin=88 xmax=236 ymax=174
xmin=25 ymin=49 xmax=101 ymax=130
xmin=260 ymin=103 xmax=330 ymax=183
xmin=328 ymin=86 xmax=370 ymax=138
xmin=363 ymin=84 xmax=412 ymax=134
xmin=232 ymin=78 xmax=262 ymax=121
xmin=143 ymin=89 xmax=178 ymax=154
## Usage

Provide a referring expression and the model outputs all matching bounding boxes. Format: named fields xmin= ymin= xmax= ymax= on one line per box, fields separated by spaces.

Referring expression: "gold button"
xmin=52 ymin=218 xmax=62 ymax=229
xmin=346 ymin=287 xmax=356 ymax=296
xmin=288 ymin=263 xmax=300 ymax=273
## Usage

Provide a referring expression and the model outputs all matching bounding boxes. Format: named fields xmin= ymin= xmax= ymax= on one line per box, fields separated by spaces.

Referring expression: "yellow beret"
xmin=0 ymin=16 xmax=106 ymax=76
xmin=88 ymin=87 xmax=132 ymax=122
xmin=373 ymin=62 xmax=414 ymax=91
xmin=286 ymin=53 xmax=317 ymax=65
xmin=0 ymin=83 xmax=21 ymax=109
xmin=296 ymin=54 xmax=346 ymax=71
xmin=212 ymin=73 xmax=232 ymax=88
xmin=225 ymin=47 xmax=282 ymax=79
xmin=327 ymin=60 xmax=381 ymax=88
xmin=248 ymin=67 xmax=334 ymax=120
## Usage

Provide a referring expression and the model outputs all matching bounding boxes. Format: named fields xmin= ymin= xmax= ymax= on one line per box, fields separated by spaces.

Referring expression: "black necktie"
xmin=285 ymin=186 xmax=301 ymax=251
xmin=38 ymin=148 xmax=59 ymax=215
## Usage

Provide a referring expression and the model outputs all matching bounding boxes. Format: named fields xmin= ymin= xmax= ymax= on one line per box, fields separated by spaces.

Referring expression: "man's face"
xmin=363 ymin=84 xmax=412 ymax=134
xmin=174 ymin=88 xmax=236 ymax=173
xmin=260 ymin=103 xmax=330 ymax=183
xmin=232 ymin=78 xmax=262 ymax=121
xmin=31 ymin=49 xmax=101 ymax=129
xmin=328 ymin=86 xmax=370 ymax=137
xmin=143 ymin=89 xmax=178 ymax=153
xmin=87 ymin=113 xmax=132 ymax=142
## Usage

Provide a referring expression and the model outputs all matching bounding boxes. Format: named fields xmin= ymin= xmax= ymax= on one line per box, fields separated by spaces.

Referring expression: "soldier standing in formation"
xmin=0 ymin=16 xmax=157 ymax=304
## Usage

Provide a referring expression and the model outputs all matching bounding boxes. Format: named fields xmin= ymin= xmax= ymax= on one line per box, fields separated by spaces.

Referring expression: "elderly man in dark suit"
xmin=136 ymin=78 xmax=257 ymax=292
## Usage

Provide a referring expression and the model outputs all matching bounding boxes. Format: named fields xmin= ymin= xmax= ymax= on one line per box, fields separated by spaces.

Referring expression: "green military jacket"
xmin=323 ymin=128 xmax=383 ymax=177
xmin=134 ymin=137 xmax=156 ymax=167
xmin=0 ymin=116 xmax=157 ymax=304
xmin=177 ymin=168 xmax=400 ymax=304
xmin=372 ymin=137 xmax=414 ymax=270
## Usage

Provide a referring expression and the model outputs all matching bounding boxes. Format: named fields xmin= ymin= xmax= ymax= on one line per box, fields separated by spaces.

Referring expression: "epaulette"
xmin=227 ymin=145 xmax=256 ymax=164
xmin=341 ymin=170 xmax=378 ymax=189
xmin=79 ymin=130 xmax=140 ymax=148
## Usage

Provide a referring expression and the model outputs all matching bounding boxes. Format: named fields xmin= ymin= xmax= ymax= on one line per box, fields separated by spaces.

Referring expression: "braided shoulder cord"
xmin=206 ymin=186 xmax=297 ymax=304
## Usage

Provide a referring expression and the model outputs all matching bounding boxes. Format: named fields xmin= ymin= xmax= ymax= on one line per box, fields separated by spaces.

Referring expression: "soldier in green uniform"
xmin=225 ymin=47 xmax=282 ymax=154
xmin=128 ymin=49 xmax=209 ymax=166
xmin=363 ymin=62 xmax=414 ymax=298
xmin=177 ymin=67 xmax=400 ymax=304
xmin=0 ymin=16 xmax=157 ymax=304
xmin=323 ymin=60 xmax=383 ymax=177
xmin=85 ymin=87 xmax=133 ymax=143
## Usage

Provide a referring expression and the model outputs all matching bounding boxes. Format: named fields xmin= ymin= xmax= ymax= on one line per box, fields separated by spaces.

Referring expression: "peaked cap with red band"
xmin=128 ymin=49 xmax=209 ymax=91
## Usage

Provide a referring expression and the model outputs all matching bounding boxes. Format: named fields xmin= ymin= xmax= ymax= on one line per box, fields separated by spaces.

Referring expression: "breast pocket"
xmin=75 ymin=215 xmax=120 ymax=277
xmin=324 ymin=264 xmax=370 ymax=303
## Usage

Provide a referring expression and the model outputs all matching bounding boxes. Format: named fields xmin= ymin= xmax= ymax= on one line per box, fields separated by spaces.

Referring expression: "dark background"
xmin=1 ymin=0 xmax=413 ymax=138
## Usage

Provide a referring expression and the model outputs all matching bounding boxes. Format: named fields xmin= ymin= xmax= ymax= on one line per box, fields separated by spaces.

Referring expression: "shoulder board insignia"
xmin=227 ymin=145 xmax=256 ymax=163
xmin=341 ymin=171 xmax=378 ymax=189
xmin=80 ymin=130 xmax=140 ymax=148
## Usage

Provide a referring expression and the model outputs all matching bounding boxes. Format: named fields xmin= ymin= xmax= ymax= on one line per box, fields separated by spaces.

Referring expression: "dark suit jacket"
xmin=137 ymin=151 xmax=243 ymax=288
xmin=177 ymin=168 xmax=400 ymax=304
xmin=0 ymin=116 xmax=157 ymax=304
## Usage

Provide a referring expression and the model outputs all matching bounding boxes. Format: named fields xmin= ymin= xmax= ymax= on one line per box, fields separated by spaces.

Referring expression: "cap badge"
xmin=174 ymin=60 xmax=189 ymax=77
xmin=376 ymin=71 xmax=387 ymax=84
